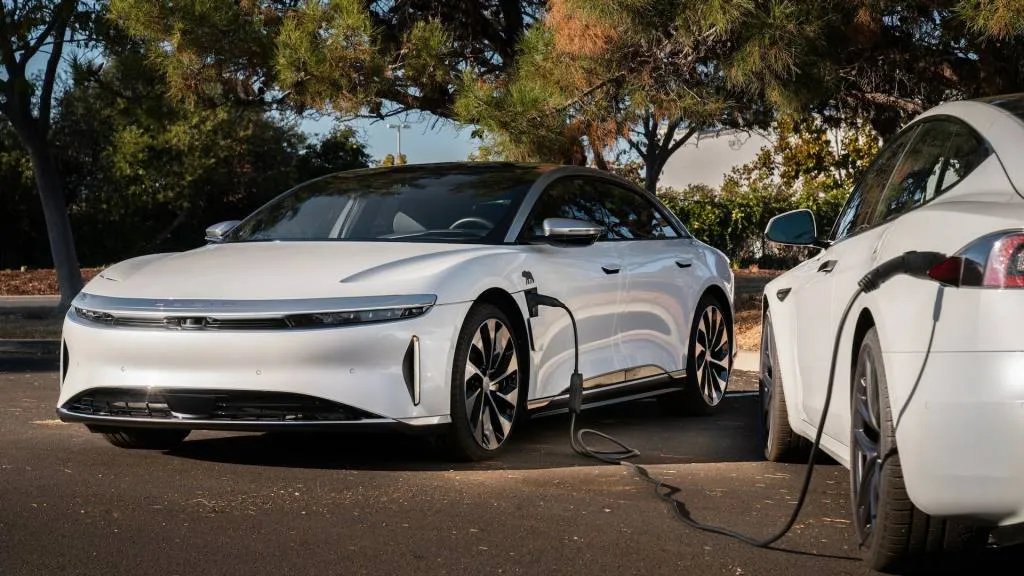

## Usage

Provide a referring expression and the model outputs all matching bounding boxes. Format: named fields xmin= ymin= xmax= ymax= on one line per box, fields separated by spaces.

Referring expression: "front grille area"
xmin=75 ymin=309 xmax=292 ymax=331
xmin=64 ymin=388 xmax=380 ymax=422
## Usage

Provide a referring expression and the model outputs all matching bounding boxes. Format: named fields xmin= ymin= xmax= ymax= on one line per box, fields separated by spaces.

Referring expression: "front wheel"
xmin=851 ymin=328 xmax=987 ymax=572
xmin=447 ymin=303 xmax=525 ymax=461
xmin=660 ymin=294 xmax=732 ymax=416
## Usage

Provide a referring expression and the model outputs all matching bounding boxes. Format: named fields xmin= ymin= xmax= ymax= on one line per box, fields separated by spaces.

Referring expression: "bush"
xmin=661 ymin=182 xmax=848 ymax=270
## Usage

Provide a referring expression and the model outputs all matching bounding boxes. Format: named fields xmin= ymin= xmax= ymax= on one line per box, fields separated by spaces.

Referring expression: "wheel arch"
xmin=700 ymin=283 xmax=734 ymax=344
xmin=472 ymin=287 xmax=533 ymax=398
xmin=851 ymin=308 xmax=877 ymax=392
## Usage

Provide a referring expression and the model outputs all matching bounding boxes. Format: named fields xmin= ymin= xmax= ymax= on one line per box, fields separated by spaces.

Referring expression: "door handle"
xmin=675 ymin=259 xmax=692 ymax=269
xmin=817 ymin=259 xmax=838 ymax=274
xmin=601 ymin=265 xmax=621 ymax=275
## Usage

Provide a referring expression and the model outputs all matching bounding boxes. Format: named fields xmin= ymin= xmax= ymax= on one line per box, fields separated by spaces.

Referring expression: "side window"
xmin=830 ymin=127 xmax=917 ymax=242
xmin=588 ymin=181 xmax=680 ymax=240
xmin=521 ymin=178 xmax=612 ymax=241
xmin=875 ymin=120 xmax=990 ymax=223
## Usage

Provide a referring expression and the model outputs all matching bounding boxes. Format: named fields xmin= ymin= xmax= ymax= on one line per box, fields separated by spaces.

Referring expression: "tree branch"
xmin=0 ymin=2 xmax=19 ymax=76
xmin=667 ymin=125 xmax=699 ymax=156
xmin=39 ymin=5 xmax=71 ymax=134
xmin=856 ymin=92 xmax=925 ymax=115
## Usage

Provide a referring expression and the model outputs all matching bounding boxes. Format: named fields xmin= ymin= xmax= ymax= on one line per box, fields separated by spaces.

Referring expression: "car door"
xmin=794 ymin=126 xmax=920 ymax=429
xmin=586 ymin=178 xmax=695 ymax=379
xmin=517 ymin=177 xmax=627 ymax=400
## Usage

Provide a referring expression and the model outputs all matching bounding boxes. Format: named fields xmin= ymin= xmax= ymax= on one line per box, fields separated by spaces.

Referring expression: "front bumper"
xmin=58 ymin=300 xmax=473 ymax=431
xmin=887 ymin=350 xmax=1024 ymax=525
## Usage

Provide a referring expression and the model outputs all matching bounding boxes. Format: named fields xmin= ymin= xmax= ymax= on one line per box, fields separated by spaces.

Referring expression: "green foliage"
xmin=660 ymin=117 xmax=879 ymax=268
xmin=109 ymin=0 xmax=543 ymax=118
xmin=0 ymin=49 xmax=370 ymax=269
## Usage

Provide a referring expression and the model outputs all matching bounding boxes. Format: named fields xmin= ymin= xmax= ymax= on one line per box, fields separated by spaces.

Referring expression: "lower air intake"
xmin=64 ymin=388 xmax=379 ymax=422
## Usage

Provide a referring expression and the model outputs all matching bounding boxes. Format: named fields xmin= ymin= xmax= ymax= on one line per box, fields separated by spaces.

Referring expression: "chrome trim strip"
xmin=582 ymin=364 xmax=667 ymax=389
xmin=59 ymin=407 xmax=451 ymax=431
xmin=528 ymin=368 xmax=686 ymax=410
xmin=72 ymin=293 xmax=437 ymax=318
xmin=58 ymin=407 xmax=398 ymax=428
xmin=412 ymin=335 xmax=421 ymax=406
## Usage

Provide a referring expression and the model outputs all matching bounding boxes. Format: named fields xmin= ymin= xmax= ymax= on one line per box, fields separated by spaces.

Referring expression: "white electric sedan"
xmin=760 ymin=94 xmax=1024 ymax=570
xmin=58 ymin=163 xmax=735 ymax=461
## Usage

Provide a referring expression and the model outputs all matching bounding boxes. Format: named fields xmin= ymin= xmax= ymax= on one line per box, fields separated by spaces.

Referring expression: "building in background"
xmin=659 ymin=128 xmax=773 ymax=190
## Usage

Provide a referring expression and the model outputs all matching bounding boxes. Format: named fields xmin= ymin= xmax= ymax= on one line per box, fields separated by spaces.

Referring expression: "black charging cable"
xmin=527 ymin=250 xmax=947 ymax=548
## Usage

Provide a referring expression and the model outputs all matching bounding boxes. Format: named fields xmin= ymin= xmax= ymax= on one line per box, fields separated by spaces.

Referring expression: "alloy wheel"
xmin=694 ymin=305 xmax=730 ymax=406
xmin=464 ymin=318 xmax=519 ymax=450
xmin=759 ymin=319 xmax=774 ymax=447
xmin=852 ymin=351 xmax=882 ymax=544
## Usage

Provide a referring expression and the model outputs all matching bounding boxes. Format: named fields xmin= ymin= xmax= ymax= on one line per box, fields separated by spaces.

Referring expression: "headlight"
xmin=73 ymin=307 xmax=115 ymax=324
xmin=286 ymin=305 xmax=431 ymax=328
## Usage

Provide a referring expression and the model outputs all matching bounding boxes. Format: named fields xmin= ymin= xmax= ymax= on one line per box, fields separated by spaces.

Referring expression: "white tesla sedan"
xmin=760 ymin=94 xmax=1024 ymax=570
xmin=58 ymin=163 xmax=734 ymax=461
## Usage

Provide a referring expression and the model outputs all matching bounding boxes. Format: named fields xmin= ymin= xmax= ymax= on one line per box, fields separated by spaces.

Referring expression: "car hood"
xmin=82 ymin=242 xmax=516 ymax=302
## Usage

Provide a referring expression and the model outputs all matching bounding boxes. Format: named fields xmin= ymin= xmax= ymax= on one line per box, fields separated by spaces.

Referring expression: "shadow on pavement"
xmin=0 ymin=353 xmax=59 ymax=373
xmin=167 ymin=393 xmax=771 ymax=472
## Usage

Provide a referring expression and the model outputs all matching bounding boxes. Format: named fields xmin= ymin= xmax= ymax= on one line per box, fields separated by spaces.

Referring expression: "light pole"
xmin=386 ymin=123 xmax=411 ymax=159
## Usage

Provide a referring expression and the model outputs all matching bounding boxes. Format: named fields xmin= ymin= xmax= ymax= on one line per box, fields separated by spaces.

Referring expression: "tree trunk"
xmin=644 ymin=159 xmax=660 ymax=195
xmin=23 ymin=134 xmax=83 ymax=313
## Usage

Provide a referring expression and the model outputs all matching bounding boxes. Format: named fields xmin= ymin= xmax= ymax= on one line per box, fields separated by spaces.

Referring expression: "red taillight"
xmin=982 ymin=233 xmax=1024 ymax=288
xmin=929 ymin=230 xmax=1024 ymax=289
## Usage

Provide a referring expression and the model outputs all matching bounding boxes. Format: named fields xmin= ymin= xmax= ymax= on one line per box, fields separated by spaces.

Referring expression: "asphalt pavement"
xmin=1 ymin=355 xmax=1019 ymax=575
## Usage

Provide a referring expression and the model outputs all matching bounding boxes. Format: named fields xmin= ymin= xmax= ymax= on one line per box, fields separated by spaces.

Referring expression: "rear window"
xmin=979 ymin=93 xmax=1024 ymax=122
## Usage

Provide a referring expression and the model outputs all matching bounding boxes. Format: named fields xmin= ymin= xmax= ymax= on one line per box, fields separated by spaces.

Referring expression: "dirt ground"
xmin=0 ymin=268 xmax=779 ymax=347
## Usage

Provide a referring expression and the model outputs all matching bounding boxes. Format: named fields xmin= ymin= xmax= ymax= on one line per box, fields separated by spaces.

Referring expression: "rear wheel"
xmin=91 ymin=426 xmax=190 ymax=450
xmin=660 ymin=294 xmax=731 ymax=416
xmin=759 ymin=310 xmax=809 ymax=462
xmin=447 ymin=303 xmax=525 ymax=461
xmin=851 ymin=328 xmax=987 ymax=572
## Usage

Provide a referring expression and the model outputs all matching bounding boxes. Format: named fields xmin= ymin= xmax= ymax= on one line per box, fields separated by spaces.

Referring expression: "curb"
xmin=733 ymin=349 xmax=759 ymax=372
xmin=0 ymin=340 xmax=60 ymax=356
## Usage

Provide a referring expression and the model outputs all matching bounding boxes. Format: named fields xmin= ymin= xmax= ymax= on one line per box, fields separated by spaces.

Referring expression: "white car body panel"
xmin=59 ymin=164 xmax=734 ymax=442
xmin=766 ymin=98 xmax=1024 ymax=526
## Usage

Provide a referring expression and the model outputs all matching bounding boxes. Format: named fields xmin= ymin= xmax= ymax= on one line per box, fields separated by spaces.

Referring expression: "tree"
xmin=109 ymin=0 xmax=544 ymax=121
xmin=0 ymin=0 xmax=101 ymax=310
xmin=454 ymin=0 xmax=804 ymax=187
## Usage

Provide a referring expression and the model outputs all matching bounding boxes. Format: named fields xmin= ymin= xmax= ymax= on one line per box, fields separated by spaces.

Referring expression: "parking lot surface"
xmin=1 ymin=355 xmax=1019 ymax=575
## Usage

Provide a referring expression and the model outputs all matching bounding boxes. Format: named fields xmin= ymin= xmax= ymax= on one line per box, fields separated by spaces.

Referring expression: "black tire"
xmin=851 ymin=328 xmax=988 ymax=573
xmin=447 ymin=303 xmax=526 ymax=461
xmin=93 ymin=426 xmax=190 ymax=450
xmin=659 ymin=293 xmax=732 ymax=416
xmin=759 ymin=310 xmax=810 ymax=463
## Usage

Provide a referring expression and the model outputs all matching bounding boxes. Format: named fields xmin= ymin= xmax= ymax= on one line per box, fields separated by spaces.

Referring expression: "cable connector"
xmin=858 ymin=251 xmax=948 ymax=293
xmin=569 ymin=372 xmax=584 ymax=414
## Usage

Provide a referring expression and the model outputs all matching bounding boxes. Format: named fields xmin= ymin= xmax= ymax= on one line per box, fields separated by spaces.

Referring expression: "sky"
xmin=301 ymin=112 xmax=478 ymax=164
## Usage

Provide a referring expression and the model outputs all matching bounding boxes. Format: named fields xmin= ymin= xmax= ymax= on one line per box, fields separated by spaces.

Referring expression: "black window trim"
xmin=828 ymin=114 xmax=994 ymax=245
xmin=514 ymin=173 xmax=690 ymax=244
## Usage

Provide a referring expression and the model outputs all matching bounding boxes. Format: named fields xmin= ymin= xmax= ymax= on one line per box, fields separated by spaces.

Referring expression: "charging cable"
xmin=526 ymin=250 xmax=947 ymax=548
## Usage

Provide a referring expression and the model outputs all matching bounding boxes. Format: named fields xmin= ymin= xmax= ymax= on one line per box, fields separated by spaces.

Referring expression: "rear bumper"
xmin=887 ymin=350 xmax=1024 ymax=525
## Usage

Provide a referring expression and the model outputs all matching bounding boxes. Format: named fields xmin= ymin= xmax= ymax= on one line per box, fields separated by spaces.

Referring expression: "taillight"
xmin=926 ymin=230 xmax=1024 ymax=288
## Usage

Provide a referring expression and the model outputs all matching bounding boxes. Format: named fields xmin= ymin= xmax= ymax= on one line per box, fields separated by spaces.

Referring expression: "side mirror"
xmin=765 ymin=209 xmax=823 ymax=247
xmin=205 ymin=220 xmax=241 ymax=243
xmin=541 ymin=218 xmax=603 ymax=246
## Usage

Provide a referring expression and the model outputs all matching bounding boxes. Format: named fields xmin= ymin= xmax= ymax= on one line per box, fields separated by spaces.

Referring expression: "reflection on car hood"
xmin=83 ymin=242 xmax=512 ymax=301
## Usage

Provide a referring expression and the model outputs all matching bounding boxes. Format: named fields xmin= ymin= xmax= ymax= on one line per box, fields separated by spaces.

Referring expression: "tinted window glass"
xmin=876 ymin=120 xmax=990 ymax=222
xmin=831 ymin=128 xmax=917 ymax=241
xmin=228 ymin=166 xmax=539 ymax=244
xmin=521 ymin=178 xmax=612 ymax=240
xmin=589 ymin=181 xmax=680 ymax=240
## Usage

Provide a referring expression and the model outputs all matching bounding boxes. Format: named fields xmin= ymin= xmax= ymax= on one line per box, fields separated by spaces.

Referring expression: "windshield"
xmin=227 ymin=165 xmax=542 ymax=244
